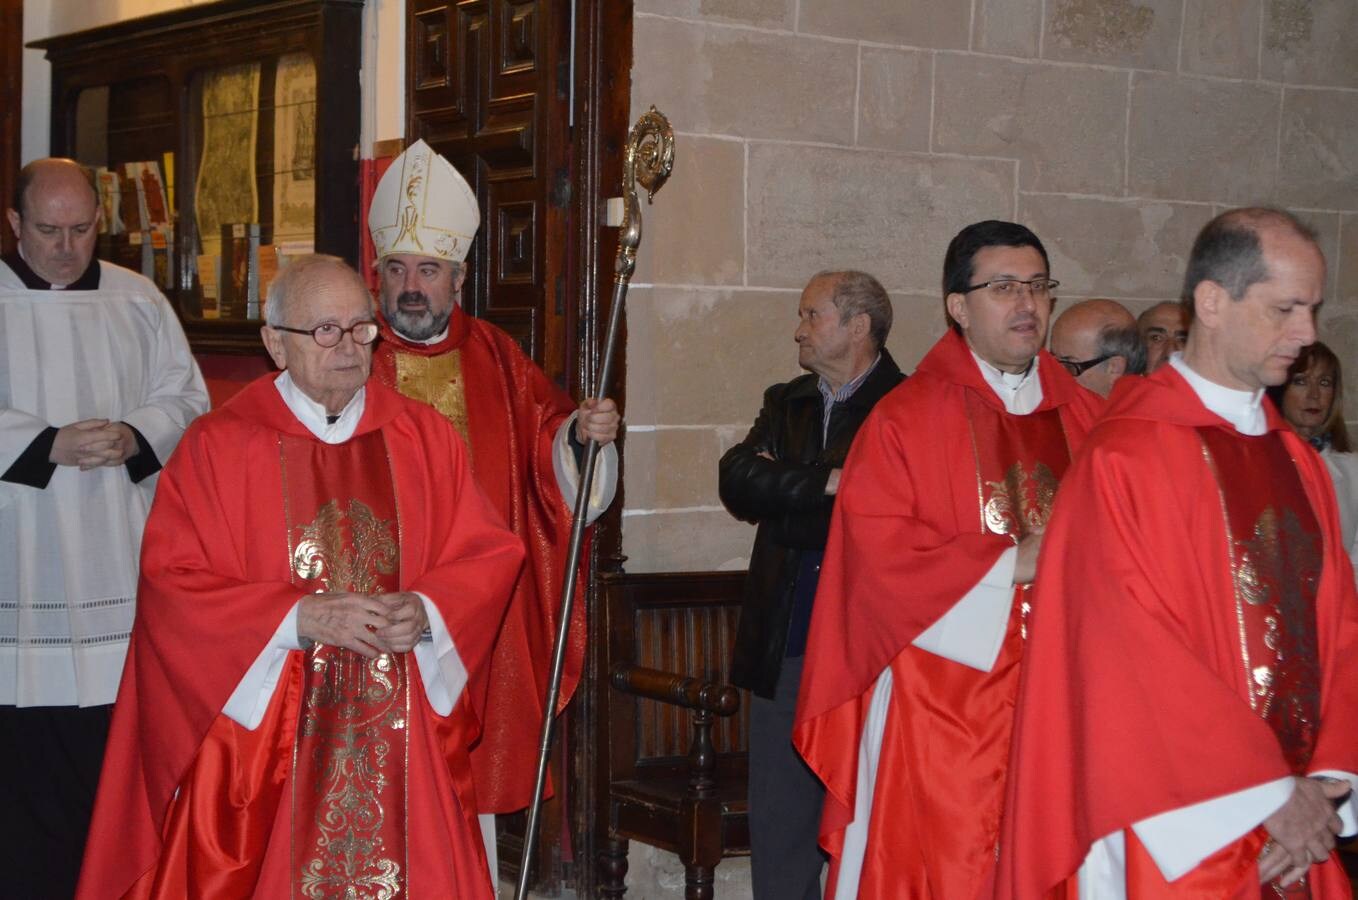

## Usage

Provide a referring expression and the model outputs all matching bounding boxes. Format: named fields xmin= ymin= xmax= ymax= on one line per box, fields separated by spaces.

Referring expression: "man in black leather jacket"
xmin=719 ymin=270 xmax=903 ymax=900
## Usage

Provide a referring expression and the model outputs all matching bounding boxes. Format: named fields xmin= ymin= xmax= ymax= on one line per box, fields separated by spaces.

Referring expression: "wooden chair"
xmin=593 ymin=571 xmax=750 ymax=900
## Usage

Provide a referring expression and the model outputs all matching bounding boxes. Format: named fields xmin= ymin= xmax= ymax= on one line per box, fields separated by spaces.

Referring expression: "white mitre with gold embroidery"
xmin=368 ymin=139 xmax=480 ymax=263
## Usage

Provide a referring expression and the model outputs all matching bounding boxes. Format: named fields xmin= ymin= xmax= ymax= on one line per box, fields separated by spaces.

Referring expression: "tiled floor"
xmin=498 ymin=882 xmax=578 ymax=900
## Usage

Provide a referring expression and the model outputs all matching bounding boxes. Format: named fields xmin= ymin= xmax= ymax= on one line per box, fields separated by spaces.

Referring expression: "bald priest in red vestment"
xmin=999 ymin=208 xmax=1358 ymax=899
xmin=365 ymin=141 xmax=619 ymax=867
xmin=77 ymin=255 xmax=525 ymax=899
xmin=793 ymin=220 xmax=1104 ymax=899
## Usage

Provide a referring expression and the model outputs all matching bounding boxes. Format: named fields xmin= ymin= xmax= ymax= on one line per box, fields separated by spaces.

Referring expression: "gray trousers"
xmin=748 ymin=654 xmax=827 ymax=900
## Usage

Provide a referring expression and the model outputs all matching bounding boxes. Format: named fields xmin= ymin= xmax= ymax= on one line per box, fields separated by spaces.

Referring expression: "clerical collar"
xmin=412 ymin=327 xmax=449 ymax=346
xmin=970 ymin=349 xmax=1042 ymax=415
xmin=3 ymin=248 xmax=101 ymax=290
xmin=273 ymin=371 xmax=366 ymax=443
xmin=1168 ymin=353 xmax=1266 ymax=436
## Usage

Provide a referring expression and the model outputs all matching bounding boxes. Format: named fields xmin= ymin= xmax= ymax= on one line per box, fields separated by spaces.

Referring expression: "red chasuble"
xmin=998 ymin=365 xmax=1358 ymax=900
xmin=793 ymin=329 xmax=1103 ymax=899
xmin=76 ymin=374 xmax=525 ymax=900
xmin=371 ymin=304 xmax=588 ymax=814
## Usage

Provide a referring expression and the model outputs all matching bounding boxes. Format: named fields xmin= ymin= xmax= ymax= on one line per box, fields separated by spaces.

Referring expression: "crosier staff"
xmin=514 ymin=106 xmax=675 ymax=900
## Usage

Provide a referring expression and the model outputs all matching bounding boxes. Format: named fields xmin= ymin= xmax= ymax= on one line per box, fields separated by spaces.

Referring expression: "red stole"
xmin=849 ymin=398 xmax=1072 ymax=900
xmin=370 ymin=307 xmax=586 ymax=813
xmin=969 ymin=393 xmax=1071 ymax=638
xmin=282 ymin=432 xmax=411 ymax=898
xmin=1124 ymin=430 xmax=1323 ymax=899
xmin=1199 ymin=429 xmax=1321 ymax=773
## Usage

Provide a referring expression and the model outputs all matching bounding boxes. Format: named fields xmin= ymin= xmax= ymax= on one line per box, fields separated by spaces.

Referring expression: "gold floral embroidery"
xmin=297 ymin=651 xmax=408 ymax=900
xmin=983 ymin=461 xmax=1059 ymax=537
xmin=289 ymin=495 xmax=407 ymax=898
xmin=393 ymin=350 xmax=470 ymax=447
xmin=1231 ymin=505 xmax=1322 ymax=748
xmin=291 ymin=499 xmax=398 ymax=594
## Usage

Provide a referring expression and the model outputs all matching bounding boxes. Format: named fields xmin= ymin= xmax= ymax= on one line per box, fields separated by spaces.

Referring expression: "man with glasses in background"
xmin=1049 ymin=298 xmax=1146 ymax=397
xmin=794 ymin=220 xmax=1103 ymax=899
xmin=79 ymin=255 xmax=524 ymax=898
xmin=1138 ymin=300 xmax=1190 ymax=373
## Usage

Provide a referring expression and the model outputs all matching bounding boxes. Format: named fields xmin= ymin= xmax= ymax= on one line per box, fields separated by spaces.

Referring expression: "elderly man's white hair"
xmin=265 ymin=254 xmax=374 ymax=327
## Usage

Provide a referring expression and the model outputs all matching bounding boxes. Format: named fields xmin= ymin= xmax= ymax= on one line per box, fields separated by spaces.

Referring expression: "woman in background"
xmin=1269 ymin=340 xmax=1358 ymax=579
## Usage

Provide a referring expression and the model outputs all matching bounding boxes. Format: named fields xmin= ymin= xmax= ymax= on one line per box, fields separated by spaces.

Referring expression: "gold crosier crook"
xmin=514 ymin=107 xmax=675 ymax=900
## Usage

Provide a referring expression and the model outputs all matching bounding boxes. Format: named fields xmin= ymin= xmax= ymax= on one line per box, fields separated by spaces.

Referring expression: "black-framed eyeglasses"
xmin=963 ymin=278 xmax=1060 ymax=299
xmin=1056 ymin=353 xmax=1114 ymax=376
xmin=271 ymin=320 xmax=380 ymax=348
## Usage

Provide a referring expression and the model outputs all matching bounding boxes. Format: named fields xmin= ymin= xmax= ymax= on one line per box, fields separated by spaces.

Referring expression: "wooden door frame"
xmin=567 ymin=0 xmax=633 ymax=894
xmin=1 ymin=0 xmax=21 ymax=257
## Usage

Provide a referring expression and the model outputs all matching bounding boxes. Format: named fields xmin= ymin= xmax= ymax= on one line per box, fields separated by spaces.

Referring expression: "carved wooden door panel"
xmin=406 ymin=0 xmax=576 ymax=890
xmin=406 ymin=0 xmax=569 ymax=381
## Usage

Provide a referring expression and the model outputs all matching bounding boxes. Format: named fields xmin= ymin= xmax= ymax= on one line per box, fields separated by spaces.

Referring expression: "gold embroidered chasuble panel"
xmin=393 ymin=350 xmax=470 ymax=448
xmin=965 ymin=394 xmax=1073 ymax=637
xmin=1198 ymin=428 xmax=1322 ymax=773
xmin=280 ymin=430 xmax=410 ymax=899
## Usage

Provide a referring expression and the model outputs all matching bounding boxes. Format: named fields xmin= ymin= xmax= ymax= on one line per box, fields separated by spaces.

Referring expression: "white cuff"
xmin=910 ymin=547 xmax=1016 ymax=672
xmin=1077 ymin=831 xmax=1128 ymax=900
xmin=411 ymin=592 xmax=468 ymax=717
xmin=221 ymin=594 xmax=472 ymax=727
xmin=222 ymin=601 xmax=303 ymax=729
xmin=1131 ymin=776 xmax=1294 ymax=882
xmin=552 ymin=415 xmax=618 ymax=525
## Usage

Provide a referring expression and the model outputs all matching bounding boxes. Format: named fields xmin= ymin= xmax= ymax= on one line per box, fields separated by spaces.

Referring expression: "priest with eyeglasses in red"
xmin=77 ymin=254 xmax=524 ymax=899
xmin=794 ymin=220 xmax=1102 ymax=899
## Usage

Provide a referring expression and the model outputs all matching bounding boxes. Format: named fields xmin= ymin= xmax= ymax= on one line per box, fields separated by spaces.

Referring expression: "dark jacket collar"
xmin=787 ymin=349 xmax=906 ymax=405
xmin=2 ymin=251 xmax=101 ymax=291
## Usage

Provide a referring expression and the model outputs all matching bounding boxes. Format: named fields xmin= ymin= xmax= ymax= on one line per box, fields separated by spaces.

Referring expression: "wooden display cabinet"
xmin=30 ymin=0 xmax=363 ymax=353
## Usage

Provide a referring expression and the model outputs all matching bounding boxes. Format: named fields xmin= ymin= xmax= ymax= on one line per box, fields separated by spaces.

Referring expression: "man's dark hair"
xmin=812 ymin=269 xmax=893 ymax=350
xmin=10 ymin=159 xmax=99 ymax=218
xmin=1096 ymin=323 xmax=1147 ymax=376
xmin=941 ymin=220 xmax=1050 ymax=332
xmin=1181 ymin=208 xmax=1319 ymax=317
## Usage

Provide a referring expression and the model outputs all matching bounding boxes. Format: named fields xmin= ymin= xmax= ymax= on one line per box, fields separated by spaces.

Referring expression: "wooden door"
xmin=1 ymin=0 xmax=21 ymax=257
xmin=406 ymin=0 xmax=570 ymax=380
xmin=406 ymin=1 xmax=634 ymax=893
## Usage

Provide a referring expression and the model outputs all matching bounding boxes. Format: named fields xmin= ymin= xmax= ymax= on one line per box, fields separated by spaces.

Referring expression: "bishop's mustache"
xmin=396 ymin=290 xmax=431 ymax=310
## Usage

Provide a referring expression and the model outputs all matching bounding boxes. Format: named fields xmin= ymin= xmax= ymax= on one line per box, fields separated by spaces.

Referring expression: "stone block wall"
xmin=623 ymin=0 xmax=1358 ymax=585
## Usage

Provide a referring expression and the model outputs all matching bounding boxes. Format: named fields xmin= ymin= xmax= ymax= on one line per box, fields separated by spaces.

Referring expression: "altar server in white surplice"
xmin=0 ymin=157 xmax=208 ymax=897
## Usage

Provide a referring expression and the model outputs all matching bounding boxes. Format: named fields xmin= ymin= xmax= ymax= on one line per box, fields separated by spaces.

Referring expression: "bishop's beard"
xmin=383 ymin=290 xmax=452 ymax=342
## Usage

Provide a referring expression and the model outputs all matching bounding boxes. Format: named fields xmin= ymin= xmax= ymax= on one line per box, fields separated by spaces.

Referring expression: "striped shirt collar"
xmin=818 ymin=353 xmax=882 ymax=440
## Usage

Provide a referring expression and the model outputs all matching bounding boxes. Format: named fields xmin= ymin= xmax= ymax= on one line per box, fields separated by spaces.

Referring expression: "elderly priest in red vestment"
xmin=793 ymin=220 xmax=1103 ymax=899
xmin=365 ymin=140 xmax=619 ymax=871
xmin=76 ymin=255 xmax=525 ymax=899
xmin=999 ymin=208 xmax=1358 ymax=899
